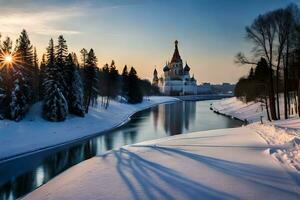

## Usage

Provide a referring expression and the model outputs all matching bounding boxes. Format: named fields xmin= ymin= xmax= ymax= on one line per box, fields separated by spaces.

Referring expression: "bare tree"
xmin=236 ymin=13 xmax=277 ymax=120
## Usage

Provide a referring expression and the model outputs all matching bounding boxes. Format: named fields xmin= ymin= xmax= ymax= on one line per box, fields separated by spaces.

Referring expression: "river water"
xmin=0 ymin=100 xmax=243 ymax=200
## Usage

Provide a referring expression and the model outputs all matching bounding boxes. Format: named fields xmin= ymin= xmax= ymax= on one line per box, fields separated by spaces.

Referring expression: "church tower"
xmin=152 ymin=68 xmax=159 ymax=86
xmin=169 ymin=40 xmax=184 ymax=80
xmin=159 ymin=40 xmax=198 ymax=96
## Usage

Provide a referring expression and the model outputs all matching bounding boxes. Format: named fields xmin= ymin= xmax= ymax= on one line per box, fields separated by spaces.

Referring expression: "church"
xmin=153 ymin=40 xmax=198 ymax=96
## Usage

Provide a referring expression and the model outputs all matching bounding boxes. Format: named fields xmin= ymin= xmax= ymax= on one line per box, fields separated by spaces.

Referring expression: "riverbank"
xmin=0 ymin=96 xmax=179 ymax=162
xmin=211 ymin=97 xmax=266 ymax=123
xmin=212 ymin=97 xmax=300 ymax=172
xmin=23 ymin=126 xmax=300 ymax=200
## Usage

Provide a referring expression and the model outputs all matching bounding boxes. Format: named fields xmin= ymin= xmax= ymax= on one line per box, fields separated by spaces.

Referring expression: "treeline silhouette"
xmin=235 ymin=3 xmax=300 ymax=121
xmin=0 ymin=30 xmax=160 ymax=122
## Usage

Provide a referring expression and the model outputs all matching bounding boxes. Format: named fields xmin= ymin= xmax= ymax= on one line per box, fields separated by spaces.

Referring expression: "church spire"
xmin=153 ymin=68 xmax=157 ymax=75
xmin=171 ymin=40 xmax=182 ymax=63
xmin=153 ymin=67 xmax=159 ymax=86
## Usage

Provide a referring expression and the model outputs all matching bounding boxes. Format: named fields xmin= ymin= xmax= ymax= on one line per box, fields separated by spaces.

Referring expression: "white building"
xmin=153 ymin=40 xmax=197 ymax=96
xmin=197 ymin=83 xmax=212 ymax=94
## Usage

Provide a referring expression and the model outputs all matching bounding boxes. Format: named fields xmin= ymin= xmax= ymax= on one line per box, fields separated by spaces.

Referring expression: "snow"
xmin=0 ymin=96 xmax=179 ymax=161
xmin=212 ymin=97 xmax=266 ymax=123
xmin=250 ymin=123 xmax=300 ymax=171
xmin=213 ymin=97 xmax=300 ymax=172
xmin=23 ymin=127 xmax=300 ymax=200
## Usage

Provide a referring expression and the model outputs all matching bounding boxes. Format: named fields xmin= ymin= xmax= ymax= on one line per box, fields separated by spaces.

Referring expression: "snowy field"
xmin=0 ymin=96 xmax=179 ymax=161
xmin=23 ymin=127 xmax=300 ymax=200
xmin=213 ymin=97 xmax=300 ymax=172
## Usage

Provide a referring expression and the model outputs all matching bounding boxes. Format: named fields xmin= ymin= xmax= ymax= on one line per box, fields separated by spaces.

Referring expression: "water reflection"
xmin=0 ymin=100 xmax=243 ymax=200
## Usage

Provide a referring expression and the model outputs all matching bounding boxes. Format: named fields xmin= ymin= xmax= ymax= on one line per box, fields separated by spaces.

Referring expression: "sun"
xmin=4 ymin=55 xmax=13 ymax=63
xmin=0 ymin=52 xmax=18 ymax=69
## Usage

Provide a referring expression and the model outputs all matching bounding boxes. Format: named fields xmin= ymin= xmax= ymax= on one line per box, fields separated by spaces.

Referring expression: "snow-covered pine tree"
xmin=0 ymin=36 xmax=30 ymax=121
xmin=65 ymin=54 xmax=84 ymax=117
xmin=43 ymin=82 xmax=68 ymax=122
xmin=83 ymin=49 xmax=99 ymax=113
xmin=9 ymin=66 xmax=30 ymax=121
xmin=42 ymin=39 xmax=68 ymax=121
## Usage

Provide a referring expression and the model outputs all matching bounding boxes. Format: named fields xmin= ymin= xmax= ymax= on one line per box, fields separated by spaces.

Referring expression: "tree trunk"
xmin=284 ymin=40 xmax=289 ymax=119
xmin=284 ymin=72 xmax=288 ymax=119
xmin=105 ymin=96 xmax=109 ymax=109
xmin=276 ymin=68 xmax=280 ymax=120
xmin=265 ymin=96 xmax=271 ymax=121
xmin=298 ymin=80 xmax=300 ymax=117
xmin=85 ymin=91 xmax=91 ymax=113
xmin=269 ymin=67 xmax=277 ymax=120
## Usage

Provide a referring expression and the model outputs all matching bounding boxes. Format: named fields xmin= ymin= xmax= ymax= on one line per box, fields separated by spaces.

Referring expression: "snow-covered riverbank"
xmin=212 ymin=97 xmax=300 ymax=172
xmin=23 ymin=127 xmax=300 ymax=200
xmin=211 ymin=97 xmax=266 ymax=123
xmin=0 ymin=96 xmax=179 ymax=161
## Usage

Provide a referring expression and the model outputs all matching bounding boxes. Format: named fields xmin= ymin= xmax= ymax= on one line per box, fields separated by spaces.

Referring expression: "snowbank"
xmin=0 ymin=96 xmax=179 ymax=161
xmin=250 ymin=123 xmax=300 ymax=171
xmin=213 ymin=97 xmax=300 ymax=172
xmin=23 ymin=127 xmax=300 ymax=200
xmin=212 ymin=97 xmax=266 ymax=123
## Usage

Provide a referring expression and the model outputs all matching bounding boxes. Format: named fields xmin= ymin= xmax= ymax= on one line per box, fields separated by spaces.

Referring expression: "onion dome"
xmin=163 ymin=64 xmax=170 ymax=72
xmin=191 ymin=74 xmax=195 ymax=81
xmin=184 ymin=62 xmax=190 ymax=71
xmin=171 ymin=40 xmax=182 ymax=63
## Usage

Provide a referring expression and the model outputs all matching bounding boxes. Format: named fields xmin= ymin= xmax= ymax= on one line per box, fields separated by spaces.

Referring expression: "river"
xmin=0 ymin=100 xmax=243 ymax=200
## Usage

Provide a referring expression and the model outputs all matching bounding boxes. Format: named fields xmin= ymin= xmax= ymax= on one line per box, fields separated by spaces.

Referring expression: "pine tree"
xmin=2 ymin=37 xmax=12 ymax=54
xmin=83 ymin=49 xmax=98 ymax=113
xmin=39 ymin=54 xmax=46 ymax=99
xmin=32 ymin=47 xmax=39 ymax=101
xmin=42 ymin=39 xmax=68 ymax=121
xmin=16 ymin=30 xmax=35 ymax=103
xmin=55 ymin=35 xmax=68 ymax=68
xmin=0 ymin=36 xmax=30 ymax=121
xmin=121 ymin=65 xmax=129 ymax=99
xmin=127 ymin=67 xmax=143 ymax=104
xmin=55 ymin=35 xmax=68 ymax=97
xmin=9 ymin=66 xmax=29 ymax=121
xmin=0 ymin=34 xmax=5 ymax=119
xmin=99 ymin=63 xmax=110 ymax=107
xmin=80 ymin=48 xmax=88 ymax=68
xmin=71 ymin=52 xmax=80 ymax=68
xmin=43 ymin=83 xmax=68 ymax=122
xmin=0 ymin=37 xmax=13 ymax=119
xmin=0 ymin=73 xmax=6 ymax=119
xmin=106 ymin=60 xmax=119 ymax=107
xmin=65 ymin=54 xmax=84 ymax=116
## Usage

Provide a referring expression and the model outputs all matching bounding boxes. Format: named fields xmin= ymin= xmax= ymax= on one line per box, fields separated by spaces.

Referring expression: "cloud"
xmin=0 ymin=0 xmax=147 ymax=36
xmin=0 ymin=4 xmax=84 ymax=36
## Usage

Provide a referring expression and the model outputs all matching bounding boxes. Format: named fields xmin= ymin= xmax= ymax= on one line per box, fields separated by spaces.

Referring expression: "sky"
xmin=0 ymin=0 xmax=298 ymax=84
